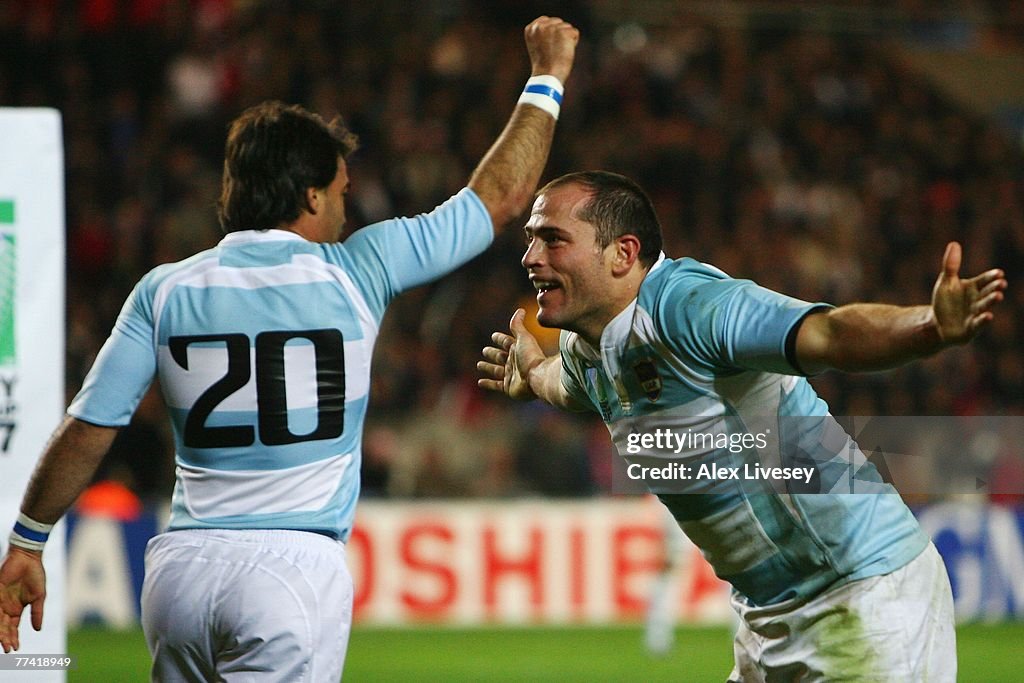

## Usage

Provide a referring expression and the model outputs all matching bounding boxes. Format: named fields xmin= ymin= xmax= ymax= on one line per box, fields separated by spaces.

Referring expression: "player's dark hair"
xmin=218 ymin=101 xmax=359 ymax=233
xmin=538 ymin=171 xmax=663 ymax=266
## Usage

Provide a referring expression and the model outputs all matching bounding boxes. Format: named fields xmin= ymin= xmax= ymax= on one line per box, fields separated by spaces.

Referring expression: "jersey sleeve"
xmin=558 ymin=331 xmax=597 ymax=412
xmin=67 ymin=277 xmax=158 ymax=426
xmin=325 ymin=187 xmax=493 ymax=319
xmin=660 ymin=277 xmax=832 ymax=376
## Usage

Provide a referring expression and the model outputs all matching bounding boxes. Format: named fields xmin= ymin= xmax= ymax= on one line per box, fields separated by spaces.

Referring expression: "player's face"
xmin=316 ymin=157 xmax=350 ymax=243
xmin=522 ymin=184 xmax=617 ymax=338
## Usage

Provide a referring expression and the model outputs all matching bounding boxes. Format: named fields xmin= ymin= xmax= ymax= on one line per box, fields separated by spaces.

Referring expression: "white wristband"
xmin=9 ymin=513 xmax=53 ymax=553
xmin=518 ymin=75 xmax=564 ymax=120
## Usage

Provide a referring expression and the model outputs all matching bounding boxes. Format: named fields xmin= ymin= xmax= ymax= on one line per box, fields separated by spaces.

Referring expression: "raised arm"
xmin=478 ymin=308 xmax=585 ymax=410
xmin=0 ymin=417 xmax=117 ymax=652
xmin=796 ymin=242 xmax=1007 ymax=374
xmin=468 ymin=16 xmax=579 ymax=232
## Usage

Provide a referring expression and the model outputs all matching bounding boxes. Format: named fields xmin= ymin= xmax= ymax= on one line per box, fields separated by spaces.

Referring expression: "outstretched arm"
xmin=468 ymin=16 xmax=579 ymax=232
xmin=478 ymin=308 xmax=585 ymax=410
xmin=796 ymin=242 xmax=1007 ymax=374
xmin=0 ymin=416 xmax=117 ymax=652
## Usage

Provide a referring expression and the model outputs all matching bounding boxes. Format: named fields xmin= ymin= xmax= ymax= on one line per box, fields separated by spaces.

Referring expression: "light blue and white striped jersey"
xmin=560 ymin=255 xmax=929 ymax=606
xmin=69 ymin=188 xmax=492 ymax=542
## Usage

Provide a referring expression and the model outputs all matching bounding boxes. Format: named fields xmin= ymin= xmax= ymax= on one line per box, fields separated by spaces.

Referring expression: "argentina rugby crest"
xmin=632 ymin=357 xmax=661 ymax=402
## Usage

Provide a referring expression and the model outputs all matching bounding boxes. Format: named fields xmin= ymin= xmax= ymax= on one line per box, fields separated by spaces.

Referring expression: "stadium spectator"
xmin=477 ymin=169 xmax=1007 ymax=680
xmin=0 ymin=16 xmax=579 ymax=683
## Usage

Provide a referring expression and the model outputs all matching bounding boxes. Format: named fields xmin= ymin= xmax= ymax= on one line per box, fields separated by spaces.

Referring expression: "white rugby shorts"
xmin=141 ymin=528 xmax=352 ymax=682
xmin=728 ymin=542 xmax=956 ymax=682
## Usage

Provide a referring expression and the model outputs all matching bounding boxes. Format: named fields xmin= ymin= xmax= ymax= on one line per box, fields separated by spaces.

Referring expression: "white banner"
xmin=0 ymin=108 xmax=67 ymax=681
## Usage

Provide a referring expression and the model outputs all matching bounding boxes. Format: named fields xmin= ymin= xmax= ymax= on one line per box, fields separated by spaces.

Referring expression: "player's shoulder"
xmin=642 ymin=256 xmax=735 ymax=308
xmin=135 ymin=246 xmax=221 ymax=296
xmin=648 ymin=256 xmax=731 ymax=288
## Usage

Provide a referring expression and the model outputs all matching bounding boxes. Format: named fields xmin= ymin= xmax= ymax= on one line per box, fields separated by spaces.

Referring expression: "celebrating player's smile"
xmin=479 ymin=170 xmax=1006 ymax=681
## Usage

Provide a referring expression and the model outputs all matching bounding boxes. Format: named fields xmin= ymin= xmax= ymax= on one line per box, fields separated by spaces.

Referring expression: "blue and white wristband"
xmin=518 ymin=75 xmax=564 ymax=120
xmin=9 ymin=513 xmax=53 ymax=553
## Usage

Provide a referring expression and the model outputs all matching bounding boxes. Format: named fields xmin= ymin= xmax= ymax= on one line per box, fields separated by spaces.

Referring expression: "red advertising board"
xmin=347 ymin=499 xmax=732 ymax=625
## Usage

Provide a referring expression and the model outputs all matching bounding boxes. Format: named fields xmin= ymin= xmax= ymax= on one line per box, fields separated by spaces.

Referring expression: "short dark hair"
xmin=217 ymin=101 xmax=359 ymax=233
xmin=538 ymin=171 xmax=663 ymax=266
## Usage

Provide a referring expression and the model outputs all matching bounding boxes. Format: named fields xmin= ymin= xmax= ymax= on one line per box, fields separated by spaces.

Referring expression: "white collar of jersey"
xmin=647 ymin=251 xmax=667 ymax=277
xmin=569 ymin=251 xmax=668 ymax=363
xmin=219 ymin=229 xmax=308 ymax=246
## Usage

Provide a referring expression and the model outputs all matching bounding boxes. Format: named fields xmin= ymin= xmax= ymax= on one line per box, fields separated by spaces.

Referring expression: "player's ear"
xmin=304 ymin=187 xmax=320 ymax=215
xmin=611 ymin=235 xmax=640 ymax=276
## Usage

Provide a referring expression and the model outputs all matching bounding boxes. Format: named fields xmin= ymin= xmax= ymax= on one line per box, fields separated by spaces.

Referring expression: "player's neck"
xmin=284 ymin=211 xmax=336 ymax=243
xmin=577 ymin=271 xmax=645 ymax=347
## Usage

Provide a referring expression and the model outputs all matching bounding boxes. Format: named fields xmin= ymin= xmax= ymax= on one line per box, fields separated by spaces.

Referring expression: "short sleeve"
xmin=558 ymin=331 xmax=597 ymax=412
xmin=68 ymin=279 xmax=158 ymax=426
xmin=324 ymin=188 xmax=493 ymax=319
xmin=661 ymin=277 xmax=832 ymax=375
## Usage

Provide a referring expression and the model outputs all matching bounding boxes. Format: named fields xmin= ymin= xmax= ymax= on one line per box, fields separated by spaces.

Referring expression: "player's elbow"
xmin=795 ymin=310 xmax=896 ymax=374
xmin=793 ymin=311 xmax=836 ymax=375
xmin=468 ymin=173 xmax=533 ymax=236
xmin=483 ymin=191 xmax=532 ymax=235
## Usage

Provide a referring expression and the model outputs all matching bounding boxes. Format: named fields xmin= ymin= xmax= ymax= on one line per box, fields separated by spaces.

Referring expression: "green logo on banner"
xmin=0 ymin=199 xmax=15 ymax=365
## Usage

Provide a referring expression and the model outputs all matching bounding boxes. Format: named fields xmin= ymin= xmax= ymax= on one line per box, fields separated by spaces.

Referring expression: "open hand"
xmin=932 ymin=242 xmax=1007 ymax=344
xmin=0 ymin=548 xmax=47 ymax=653
xmin=477 ymin=309 xmax=546 ymax=401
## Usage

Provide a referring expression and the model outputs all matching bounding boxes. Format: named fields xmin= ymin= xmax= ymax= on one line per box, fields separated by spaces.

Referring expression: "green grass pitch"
xmin=68 ymin=623 xmax=1023 ymax=681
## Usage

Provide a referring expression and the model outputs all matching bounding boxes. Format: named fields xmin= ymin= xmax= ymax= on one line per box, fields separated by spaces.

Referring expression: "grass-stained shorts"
xmin=728 ymin=543 xmax=955 ymax=682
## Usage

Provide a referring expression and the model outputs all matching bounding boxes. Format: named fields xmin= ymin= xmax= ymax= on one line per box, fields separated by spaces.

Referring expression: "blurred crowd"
xmin=2 ymin=1 xmax=1022 ymax=504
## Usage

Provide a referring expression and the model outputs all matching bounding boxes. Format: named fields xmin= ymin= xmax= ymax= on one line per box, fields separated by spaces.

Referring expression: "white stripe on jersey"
xmin=158 ymin=338 xmax=371 ymax=412
xmin=151 ymin=253 xmax=381 ymax=344
xmin=179 ymin=452 xmax=353 ymax=518
xmin=633 ymin=304 xmax=718 ymax=388
xmin=183 ymin=258 xmax=342 ymax=288
xmin=152 ymin=257 xmax=220 ymax=342
xmin=314 ymin=253 xmax=379 ymax=338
